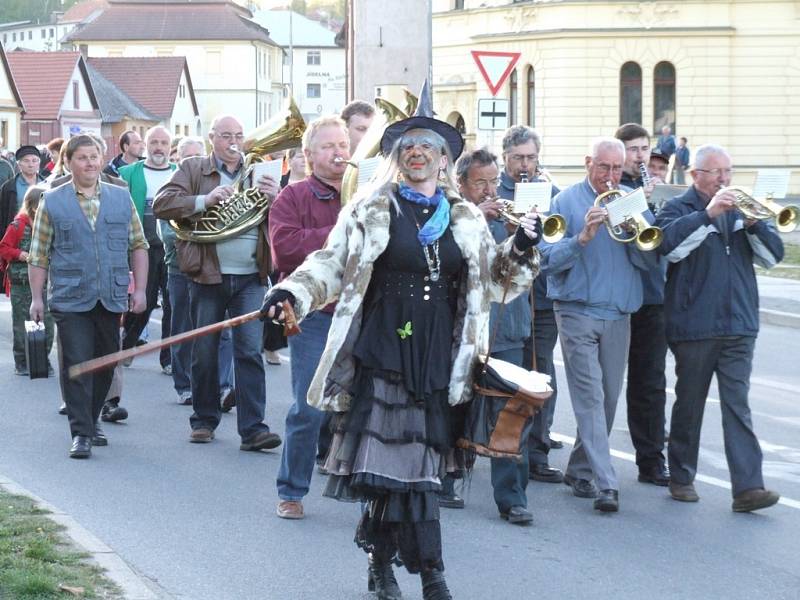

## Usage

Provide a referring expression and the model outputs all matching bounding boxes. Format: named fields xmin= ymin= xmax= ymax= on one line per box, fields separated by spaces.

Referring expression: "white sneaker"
xmin=161 ymin=364 xmax=173 ymax=376
xmin=265 ymin=350 xmax=282 ymax=365
xmin=178 ymin=391 xmax=192 ymax=406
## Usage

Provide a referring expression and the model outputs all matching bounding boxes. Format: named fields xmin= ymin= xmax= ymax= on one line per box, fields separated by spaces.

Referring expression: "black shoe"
xmin=220 ymin=387 xmax=236 ymax=413
xmin=438 ymin=492 xmax=465 ymax=509
xmin=563 ymin=474 xmax=598 ymax=498
xmin=421 ymin=569 xmax=452 ymax=600
xmin=101 ymin=398 xmax=128 ymax=422
xmin=14 ymin=364 xmax=28 ymax=376
xmin=638 ymin=465 xmax=670 ymax=487
xmin=550 ymin=439 xmax=564 ymax=450
xmin=594 ymin=489 xmax=619 ymax=512
xmin=529 ymin=463 xmax=565 ymax=483
xmin=240 ymin=430 xmax=282 ymax=451
xmin=367 ymin=554 xmax=402 ymax=599
xmin=92 ymin=423 xmax=108 ymax=447
xmin=499 ymin=505 xmax=533 ymax=525
xmin=58 ymin=402 xmax=67 ymax=415
xmin=69 ymin=436 xmax=92 ymax=459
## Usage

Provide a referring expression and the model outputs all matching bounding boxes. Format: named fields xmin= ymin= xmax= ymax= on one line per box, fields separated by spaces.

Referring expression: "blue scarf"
xmin=398 ymin=184 xmax=450 ymax=246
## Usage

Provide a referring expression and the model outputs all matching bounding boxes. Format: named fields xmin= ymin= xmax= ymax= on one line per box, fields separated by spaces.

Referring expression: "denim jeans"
xmin=488 ymin=346 xmax=530 ymax=512
xmin=168 ymin=271 xmax=235 ymax=396
xmin=277 ymin=311 xmax=332 ymax=501
xmin=189 ymin=273 xmax=267 ymax=440
xmin=525 ymin=309 xmax=559 ymax=466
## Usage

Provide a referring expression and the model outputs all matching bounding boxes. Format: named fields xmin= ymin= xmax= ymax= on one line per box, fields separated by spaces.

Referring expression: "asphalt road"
xmin=0 ymin=299 xmax=798 ymax=600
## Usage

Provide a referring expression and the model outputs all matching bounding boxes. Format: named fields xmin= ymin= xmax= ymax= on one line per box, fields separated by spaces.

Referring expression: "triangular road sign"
xmin=471 ymin=50 xmax=521 ymax=96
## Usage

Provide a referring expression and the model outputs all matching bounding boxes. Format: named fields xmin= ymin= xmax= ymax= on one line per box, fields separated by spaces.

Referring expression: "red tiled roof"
xmin=59 ymin=0 xmax=109 ymax=24
xmin=6 ymin=51 xmax=89 ymax=120
xmin=65 ymin=1 xmax=277 ymax=45
xmin=87 ymin=56 xmax=195 ymax=119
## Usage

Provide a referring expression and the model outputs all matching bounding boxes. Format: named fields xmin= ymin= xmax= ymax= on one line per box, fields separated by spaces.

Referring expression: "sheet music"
xmin=605 ymin=188 xmax=648 ymax=227
xmin=356 ymin=156 xmax=382 ymax=188
xmin=753 ymin=169 xmax=790 ymax=199
xmin=513 ymin=181 xmax=552 ymax=213
xmin=251 ymin=158 xmax=283 ymax=184
xmin=650 ymin=184 xmax=688 ymax=210
xmin=485 ymin=356 xmax=552 ymax=392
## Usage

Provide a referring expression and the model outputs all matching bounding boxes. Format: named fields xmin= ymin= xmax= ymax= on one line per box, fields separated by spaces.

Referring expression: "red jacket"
xmin=0 ymin=213 xmax=30 ymax=296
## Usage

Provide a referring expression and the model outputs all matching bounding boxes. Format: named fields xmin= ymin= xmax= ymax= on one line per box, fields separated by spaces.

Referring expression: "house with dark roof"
xmin=6 ymin=51 xmax=101 ymax=147
xmin=0 ymin=44 xmax=24 ymax=150
xmin=88 ymin=56 xmax=201 ymax=147
xmin=65 ymin=0 xmax=285 ymax=133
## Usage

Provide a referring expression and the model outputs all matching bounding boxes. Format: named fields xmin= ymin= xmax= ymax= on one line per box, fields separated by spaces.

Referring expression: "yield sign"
xmin=471 ymin=50 xmax=521 ymax=96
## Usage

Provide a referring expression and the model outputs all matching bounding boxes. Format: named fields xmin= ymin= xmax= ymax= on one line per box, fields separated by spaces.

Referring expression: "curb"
xmin=760 ymin=307 xmax=800 ymax=329
xmin=0 ymin=474 xmax=167 ymax=600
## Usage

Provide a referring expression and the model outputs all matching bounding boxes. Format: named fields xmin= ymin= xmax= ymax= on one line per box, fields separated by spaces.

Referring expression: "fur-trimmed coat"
xmin=275 ymin=182 xmax=540 ymax=412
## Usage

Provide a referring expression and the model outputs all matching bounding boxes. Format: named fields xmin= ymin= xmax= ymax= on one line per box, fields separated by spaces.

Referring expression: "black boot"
xmin=421 ymin=569 xmax=452 ymax=600
xmin=367 ymin=553 xmax=402 ymax=599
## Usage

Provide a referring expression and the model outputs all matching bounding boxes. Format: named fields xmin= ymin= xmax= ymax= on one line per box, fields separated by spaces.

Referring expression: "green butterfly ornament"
xmin=396 ymin=321 xmax=413 ymax=340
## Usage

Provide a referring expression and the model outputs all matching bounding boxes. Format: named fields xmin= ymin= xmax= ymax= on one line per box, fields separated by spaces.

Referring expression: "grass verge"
xmin=757 ymin=242 xmax=800 ymax=280
xmin=0 ymin=489 xmax=122 ymax=599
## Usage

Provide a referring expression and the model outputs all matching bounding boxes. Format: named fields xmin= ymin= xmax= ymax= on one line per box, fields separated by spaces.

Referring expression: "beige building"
xmin=431 ymin=0 xmax=800 ymax=192
xmin=0 ymin=44 xmax=23 ymax=150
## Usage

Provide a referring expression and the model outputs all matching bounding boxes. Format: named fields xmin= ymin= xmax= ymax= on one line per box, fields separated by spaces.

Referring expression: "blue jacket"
xmin=655 ymin=186 xmax=783 ymax=342
xmin=539 ymin=179 xmax=653 ymax=320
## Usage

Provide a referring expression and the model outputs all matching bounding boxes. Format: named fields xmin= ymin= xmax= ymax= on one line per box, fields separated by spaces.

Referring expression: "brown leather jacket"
xmin=152 ymin=154 xmax=271 ymax=285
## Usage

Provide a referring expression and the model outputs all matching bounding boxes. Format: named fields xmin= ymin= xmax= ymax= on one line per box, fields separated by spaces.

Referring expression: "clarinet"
xmin=639 ymin=162 xmax=651 ymax=188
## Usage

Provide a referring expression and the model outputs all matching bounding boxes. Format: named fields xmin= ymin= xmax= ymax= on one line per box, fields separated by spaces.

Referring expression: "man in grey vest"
xmin=28 ymin=134 xmax=149 ymax=459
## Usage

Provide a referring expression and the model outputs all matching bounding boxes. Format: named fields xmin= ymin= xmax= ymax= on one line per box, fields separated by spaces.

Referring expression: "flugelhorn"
xmin=594 ymin=182 xmax=662 ymax=251
xmin=722 ymin=186 xmax=799 ymax=233
xmin=498 ymin=171 xmax=566 ymax=243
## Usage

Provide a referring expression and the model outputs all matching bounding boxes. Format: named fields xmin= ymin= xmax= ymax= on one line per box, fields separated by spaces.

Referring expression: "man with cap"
xmin=260 ymin=82 xmax=542 ymax=600
xmin=0 ymin=146 xmax=45 ymax=235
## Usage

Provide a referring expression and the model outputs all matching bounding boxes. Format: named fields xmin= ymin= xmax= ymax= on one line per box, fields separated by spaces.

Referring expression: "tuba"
xmin=170 ymin=99 xmax=306 ymax=243
xmin=340 ymin=95 xmax=416 ymax=205
xmin=722 ymin=186 xmax=799 ymax=233
xmin=594 ymin=183 xmax=663 ymax=251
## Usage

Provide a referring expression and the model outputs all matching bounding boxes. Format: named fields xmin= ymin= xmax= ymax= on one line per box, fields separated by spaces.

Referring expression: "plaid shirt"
xmin=28 ymin=182 xmax=148 ymax=268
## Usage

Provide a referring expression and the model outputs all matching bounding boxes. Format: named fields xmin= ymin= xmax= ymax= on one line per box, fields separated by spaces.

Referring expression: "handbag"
xmin=456 ymin=272 xmax=552 ymax=461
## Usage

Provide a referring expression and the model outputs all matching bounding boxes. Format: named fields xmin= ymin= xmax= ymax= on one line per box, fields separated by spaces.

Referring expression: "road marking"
xmin=550 ymin=432 xmax=800 ymax=511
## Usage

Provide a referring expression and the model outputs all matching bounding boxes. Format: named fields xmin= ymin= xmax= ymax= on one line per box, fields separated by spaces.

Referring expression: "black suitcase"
xmin=24 ymin=320 xmax=49 ymax=379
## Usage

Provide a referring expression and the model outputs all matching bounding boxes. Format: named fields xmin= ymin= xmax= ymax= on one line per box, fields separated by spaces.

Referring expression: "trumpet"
xmin=722 ymin=186 xmax=799 ymax=233
xmin=497 ymin=171 xmax=567 ymax=243
xmin=594 ymin=182 xmax=663 ymax=251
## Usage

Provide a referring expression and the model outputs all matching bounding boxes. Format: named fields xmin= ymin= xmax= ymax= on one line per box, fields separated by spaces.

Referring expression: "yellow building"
xmin=431 ymin=0 xmax=800 ymax=191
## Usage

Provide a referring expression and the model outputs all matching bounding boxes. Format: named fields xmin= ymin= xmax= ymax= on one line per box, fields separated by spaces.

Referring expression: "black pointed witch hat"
xmin=379 ymin=79 xmax=464 ymax=159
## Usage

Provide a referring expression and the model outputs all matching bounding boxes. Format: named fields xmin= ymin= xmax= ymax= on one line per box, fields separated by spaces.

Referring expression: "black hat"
xmin=15 ymin=145 xmax=40 ymax=161
xmin=649 ymin=149 xmax=669 ymax=164
xmin=380 ymin=80 xmax=464 ymax=159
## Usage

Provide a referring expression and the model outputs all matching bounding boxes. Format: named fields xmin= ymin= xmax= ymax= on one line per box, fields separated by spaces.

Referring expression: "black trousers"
xmin=121 ymin=244 xmax=170 ymax=367
xmin=625 ymin=303 xmax=668 ymax=470
xmin=52 ymin=303 xmax=120 ymax=438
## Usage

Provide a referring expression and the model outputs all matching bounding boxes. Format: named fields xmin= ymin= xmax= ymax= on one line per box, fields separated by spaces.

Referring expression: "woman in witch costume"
xmin=261 ymin=100 xmax=542 ymax=599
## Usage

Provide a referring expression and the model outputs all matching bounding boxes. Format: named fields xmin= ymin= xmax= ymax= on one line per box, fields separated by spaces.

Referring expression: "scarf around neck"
xmin=398 ymin=183 xmax=450 ymax=246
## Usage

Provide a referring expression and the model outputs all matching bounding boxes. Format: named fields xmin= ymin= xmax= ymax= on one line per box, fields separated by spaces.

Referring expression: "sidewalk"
xmin=758 ymin=274 xmax=800 ymax=328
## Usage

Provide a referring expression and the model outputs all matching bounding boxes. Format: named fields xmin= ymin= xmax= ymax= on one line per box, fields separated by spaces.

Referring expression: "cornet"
xmin=498 ymin=171 xmax=566 ymax=243
xmin=722 ymin=186 xmax=799 ymax=233
xmin=594 ymin=182 xmax=663 ymax=251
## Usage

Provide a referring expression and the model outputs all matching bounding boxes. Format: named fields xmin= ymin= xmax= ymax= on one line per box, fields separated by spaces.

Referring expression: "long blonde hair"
xmin=19 ymin=185 xmax=46 ymax=222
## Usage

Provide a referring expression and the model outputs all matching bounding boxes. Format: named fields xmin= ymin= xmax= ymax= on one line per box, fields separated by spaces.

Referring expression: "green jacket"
xmin=118 ymin=160 xmax=177 ymax=222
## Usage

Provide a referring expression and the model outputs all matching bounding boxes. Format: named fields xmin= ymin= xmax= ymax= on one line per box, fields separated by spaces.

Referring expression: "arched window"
xmin=526 ymin=66 xmax=535 ymax=126
xmin=454 ymin=114 xmax=466 ymax=136
xmin=619 ymin=61 xmax=642 ymax=125
xmin=654 ymin=61 xmax=676 ymax=132
xmin=509 ymin=69 xmax=518 ymax=125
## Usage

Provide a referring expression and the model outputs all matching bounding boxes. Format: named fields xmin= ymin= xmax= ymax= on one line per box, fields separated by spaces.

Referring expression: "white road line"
xmin=550 ymin=432 xmax=800 ymax=511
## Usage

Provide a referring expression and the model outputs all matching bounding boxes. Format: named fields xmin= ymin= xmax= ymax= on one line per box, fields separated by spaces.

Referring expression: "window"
xmin=526 ymin=66 xmax=535 ymax=126
xmin=454 ymin=0 xmax=464 ymax=9
xmin=454 ymin=114 xmax=466 ymax=135
xmin=184 ymin=125 xmax=189 ymax=136
xmin=49 ymin=28 xmax=54 ymax=38
xmin=307 ymin=50 xmax=320 ymax=66
xmin=12 ymin=33 xmax=16 ymax=42
xmin=175 ymin=124 xmax=180 ymax=135
xmin=654 ymin=61 xmax=676 ymax=133
xmin=307 ymin=83 xmax=321 ymax=98
xmin=619 ymin=61 xmax=642 ymax=125
xmin=28 ymin=31 xmax=32 ymax=40
xmin=41 ymin=29 xmax=45 ymax=39
xmin=509 ymin=69 xmax=518 ymax=125
xmin=72 ymin=81 xmax=79 ymax=109
xmin=178 ymin=84 xmax=186 ymax=98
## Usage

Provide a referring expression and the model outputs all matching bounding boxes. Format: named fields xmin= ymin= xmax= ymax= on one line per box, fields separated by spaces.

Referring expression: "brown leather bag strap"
xmin=529 ymin=287 xmax=537 ymax=371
